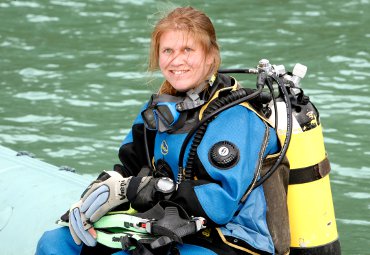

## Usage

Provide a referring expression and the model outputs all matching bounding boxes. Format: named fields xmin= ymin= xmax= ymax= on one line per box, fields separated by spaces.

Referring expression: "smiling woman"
xmin=36 ymin=6 xmax=291 ymax=255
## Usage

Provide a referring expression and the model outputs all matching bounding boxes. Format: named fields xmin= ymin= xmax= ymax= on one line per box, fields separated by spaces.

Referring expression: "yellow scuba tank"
xmin=266 ymin=62 xmax=341 ymax=254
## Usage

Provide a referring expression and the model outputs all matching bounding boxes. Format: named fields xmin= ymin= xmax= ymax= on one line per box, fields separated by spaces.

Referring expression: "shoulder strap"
xmin=199 ymin=77 xmax=274 ymax=127
xmin=199 ymin=77 xmax=238 ymax=120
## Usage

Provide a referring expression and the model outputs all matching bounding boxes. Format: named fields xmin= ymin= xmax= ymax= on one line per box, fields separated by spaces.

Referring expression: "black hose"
xmin=252 ymin=73 xmax=293 ymax=189
xmin=143 ymin=126 xmax=153 ymax=172
xmin=218 ymin=68 xmax=258 ymax=74
xmin=184 ymin=88 xmax=256 ymax=179
xmin=238 ymin=74 xmax=292 ymax=203
xmin=266 ymin=78 xmax=279 ymax=129
xmin=178 ymin=85 xmax=264 ymax=181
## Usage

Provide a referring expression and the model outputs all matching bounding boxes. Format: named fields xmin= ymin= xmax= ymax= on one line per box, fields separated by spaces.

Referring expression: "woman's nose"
xmin=170 ymin=52 xmax=185 ymax=65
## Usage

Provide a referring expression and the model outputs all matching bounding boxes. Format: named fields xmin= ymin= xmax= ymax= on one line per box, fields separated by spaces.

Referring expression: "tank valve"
xmin=258 ymin=59 xmax=272 ymax=73
xmin=291 ymin=63 xmax=307 ymax=87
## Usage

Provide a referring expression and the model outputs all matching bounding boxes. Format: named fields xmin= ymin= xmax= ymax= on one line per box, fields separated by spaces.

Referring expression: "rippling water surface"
xmin=1 ymin=0 xmax=369 ymax=254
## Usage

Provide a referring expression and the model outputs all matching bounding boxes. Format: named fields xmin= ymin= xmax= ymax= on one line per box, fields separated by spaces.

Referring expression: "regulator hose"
xmin=185 ymin=88 xmax=257 ymax=179
xmin=177 ymin=84 xmax=264 ymax=182
xmin=252 ymin=73 xmax=292 ymax=189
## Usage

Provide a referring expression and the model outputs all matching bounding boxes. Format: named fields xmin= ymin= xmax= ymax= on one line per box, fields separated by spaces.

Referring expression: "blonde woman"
xmin=37 ymin=6 xmax=289 ymax=255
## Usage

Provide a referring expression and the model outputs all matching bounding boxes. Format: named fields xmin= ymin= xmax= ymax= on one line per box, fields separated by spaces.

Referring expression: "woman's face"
xmin=158 ymin=30 xmax=214 ymax=92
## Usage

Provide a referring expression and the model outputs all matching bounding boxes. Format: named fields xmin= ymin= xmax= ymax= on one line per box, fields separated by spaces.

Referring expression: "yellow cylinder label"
xmin=288 ymin=175 xmax=338 ymax=247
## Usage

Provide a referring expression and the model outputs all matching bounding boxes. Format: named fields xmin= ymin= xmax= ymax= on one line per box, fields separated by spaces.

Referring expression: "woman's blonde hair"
xmin=148 ymin=6 xmax=221 ymax=95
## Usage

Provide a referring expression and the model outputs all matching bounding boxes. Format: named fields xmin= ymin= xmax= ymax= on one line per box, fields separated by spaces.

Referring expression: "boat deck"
xmin=0 ymin=145 xmax=91 ymax=254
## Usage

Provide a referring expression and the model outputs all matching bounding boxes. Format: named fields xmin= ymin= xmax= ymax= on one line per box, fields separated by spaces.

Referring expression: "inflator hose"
xmin=184 ymin=88 xmax=257 ymax=179
xmin=177 ymin=85 xmax=264 ymax=181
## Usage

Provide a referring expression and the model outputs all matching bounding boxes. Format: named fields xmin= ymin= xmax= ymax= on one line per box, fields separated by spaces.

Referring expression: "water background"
xmin=1 ymin=0 xmax=369 ymax=254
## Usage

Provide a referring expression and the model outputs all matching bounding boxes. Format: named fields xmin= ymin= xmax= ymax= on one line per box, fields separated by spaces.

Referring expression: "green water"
xmin=1 ymin=0 xmax=369 ymax=254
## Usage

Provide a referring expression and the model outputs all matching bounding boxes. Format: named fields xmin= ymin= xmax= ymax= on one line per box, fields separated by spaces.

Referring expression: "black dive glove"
xmin=130 ymin=177 xmax=176 ymax=212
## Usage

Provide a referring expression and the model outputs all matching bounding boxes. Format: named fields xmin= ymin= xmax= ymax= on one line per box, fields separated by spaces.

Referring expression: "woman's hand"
xmin=69 ymin=200 xmax=97 ymax=246
xmin=67 ymin=175 xmax=177 ymax=246
xmin=68 ymin=171 xmax=132 ymax=246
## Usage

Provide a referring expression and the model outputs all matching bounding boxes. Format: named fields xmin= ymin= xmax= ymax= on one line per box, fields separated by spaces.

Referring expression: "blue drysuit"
xmin=36 ymin=74 xmax=283 ymax=255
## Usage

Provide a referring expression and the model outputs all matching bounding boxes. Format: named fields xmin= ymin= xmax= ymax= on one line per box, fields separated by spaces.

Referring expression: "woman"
xmin=36 ymin=6 xmax=290 ymax=255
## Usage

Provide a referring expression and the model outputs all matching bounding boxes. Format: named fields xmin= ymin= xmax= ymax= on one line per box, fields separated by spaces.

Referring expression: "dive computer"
xmin=154 ymin=177 xmax=176 ymax=194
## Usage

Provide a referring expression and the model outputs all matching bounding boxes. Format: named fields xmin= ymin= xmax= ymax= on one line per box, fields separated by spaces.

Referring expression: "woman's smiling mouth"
xmin=171 ymin=70 xmax=189 ymax=75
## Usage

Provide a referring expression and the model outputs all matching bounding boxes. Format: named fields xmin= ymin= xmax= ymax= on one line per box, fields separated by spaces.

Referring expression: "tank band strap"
xmin=289 ymin=156 xmax=331 ymax=185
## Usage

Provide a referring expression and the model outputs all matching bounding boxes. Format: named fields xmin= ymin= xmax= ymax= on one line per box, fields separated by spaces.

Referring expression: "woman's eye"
xmin=184 ymin=47 xmax=192 ymax=53
xmin=163 ymin=48 xmax=172 ymax=54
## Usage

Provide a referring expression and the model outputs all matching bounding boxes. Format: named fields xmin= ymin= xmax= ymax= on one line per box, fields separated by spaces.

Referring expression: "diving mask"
xmin=141 ymin=75 xmax=217 ymax=132
xmin=141 ymin=90 xmax=205 ymax=132
xmin=142 ymin=101 xmax=181 ymax=132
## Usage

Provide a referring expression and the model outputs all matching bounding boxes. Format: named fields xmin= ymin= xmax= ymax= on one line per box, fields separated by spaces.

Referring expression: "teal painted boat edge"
xmin=0 ymin=145 xmax=91 ymax=255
